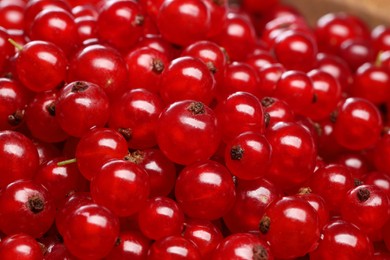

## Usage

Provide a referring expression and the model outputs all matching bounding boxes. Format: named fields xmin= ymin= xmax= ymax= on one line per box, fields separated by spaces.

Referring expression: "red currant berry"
xmin=223 ymin=178 xmax=281 ymax=233
xmin=147 ymin=235 xmax=201 ymax=260
xmin=29 ymin=9 xmax=79 ymax=56
xmin=125 ymin=47 xmax=168 ymax=93
xmin=335 ymin=152 xmax=369 ymax=179
xmin=106 ymin=231 xmax=150 ymax=260
xmin=215 ymin=91 xmax=265 ymax=142
xmin=0 ymin=233 xmax=44 ymax=260
xmin=256 ymin=63 xmax=285 ymax=98
xmin=55 ymin=81 xmax=110 ymax=138
xmin=0 ymin=78 xmax=29 ymax=130
xmin=0 ymin=180 xmax=56 ymax=238
xmin=259 ymin=196 xmax=320 ymax=259
xmin=308 ymin=163 xmax=355 ymax=214
xmin=13 ymin=40 xmax=67 ymax=92
xmin=97 ymin=0 xmax=144 ymax=52
xmin=341 ymin=185 xmax=390 ymax=236
xmin=0 ymin=130 xmax=39 ymax=188
xmin=160 ymin=56 xmax=216 ymax=105
xmin=203 ymin=0 xmax=227 ymax=38
xmin=182 ymin=219 xmax=223 ymax=259
xmin=261 ymin=96 xmax=295 ymax=128
xmin=67 ymin=44 xmax=129 ymax=99
xmin=224 ymin=131 xmax=271 ymax=180
xmin=25 ymin=91 xmax=68 ymax=143
xmin=75 ymin=16 xmax=97 ymax=42
xmin=157 ymin=0 xmax=210 ymax=46
xmin=125 ymin=149 xmax=176 ymax=197
xmin=175 ymin=160 xmax=235 ymax=220
xmin=109 ymin=88 xmax=163 ymax=149
xmin=363 ymin=171 xmax=390 ymax=199
xmin=273 ymin=70 xmax=314 ymax=115
xmin=62 ymin=203 xmax=120 ymax=259
xmin=310 ymin=219 xmax=374 ymax=260
xmin=265 ymin=122 xmax=317 ymax=192
xmin=90 ymin=159 xmax=150 ymax=217
xmin=138 ymin=196 xmax=184 ymax=240
xmin=0 ymin=1 xmax=25 ymax=30
xmin=340 ymin=39 xmax=374 ymax=71
xmin=156 ymin=100 xmax=221 ymax=165
xmin=332 ymin=97 xmax=382 ymax=150
xmin=273 ymin=30 xmax=318 ymax=72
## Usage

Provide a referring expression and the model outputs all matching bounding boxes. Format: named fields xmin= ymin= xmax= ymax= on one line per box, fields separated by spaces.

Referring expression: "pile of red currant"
xmin=1 ymin=0 xmax=390 ymax=259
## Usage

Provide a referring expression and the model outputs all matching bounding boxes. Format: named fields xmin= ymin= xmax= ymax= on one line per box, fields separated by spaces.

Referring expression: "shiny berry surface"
xmin=147 ymin=235 xmax=201 ymax=260
xmin=0 ymin=233 xmax=44 ymax=260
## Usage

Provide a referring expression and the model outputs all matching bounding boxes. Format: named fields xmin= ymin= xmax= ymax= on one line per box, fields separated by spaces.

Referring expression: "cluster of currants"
xmin=0 ymin=0 xmax=390 ymax=259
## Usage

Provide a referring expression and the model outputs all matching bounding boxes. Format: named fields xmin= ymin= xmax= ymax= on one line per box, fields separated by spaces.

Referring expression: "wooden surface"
xmin=282 ymin=0 xmax=390 ymax=27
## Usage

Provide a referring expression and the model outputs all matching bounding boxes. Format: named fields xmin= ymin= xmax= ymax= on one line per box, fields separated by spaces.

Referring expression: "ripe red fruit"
xmin=175 ymin=160 xmax=235 ymax=220
xmin=55 ymin=81 xmax=110 ymax=138
xmin=0 ymin=180 xmax=56 ymax=238
xmin=0 ymin=233 xmax=44 ymax=260
xmin=147 ymin=235 xmax=202 ymax=260
xmin=259 ymin=196 xmax=320 ymax=259
xmin=156 ymin=100 xmax=221 ymax=165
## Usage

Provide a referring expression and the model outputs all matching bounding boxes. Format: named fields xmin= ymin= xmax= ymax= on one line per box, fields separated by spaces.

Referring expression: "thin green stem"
xmin=8 ymin=38 xmax=23 ymax=51
xmin=57 ymin=158 xmax=77 ymax=166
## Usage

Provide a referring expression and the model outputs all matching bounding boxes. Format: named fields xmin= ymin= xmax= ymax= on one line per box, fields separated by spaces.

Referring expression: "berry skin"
xmin=97 ymin=0 xmax=144 ymax=52
xmin=14 ymin=40 xmax=67 ymax=92
xmin=259 ymin=196 xmax=320 ymax=259
xmin=265 ymin=122 xmax=317 ymax=192
xmin=147 ymin=235 xmax=201 ymax=260
xmin=340 ymin=185 xmax=390 ymax=236
xmin=175 ymin=160 xmax=236 ymax=220
xmin=212 ymin=233 xmax=273 ymax=260
xmin=105 ymin=231 xmax=150 ymax=260
xmin=62 ymin=204 xmax=120 ymax=259
xmin=55 ymin=81 xmax=110 ymax=138
xmin=157 ymin=0 xmax=210 ymax=46
xmin=332 ymin=97 xmax=382 ymax=150
xmin=0 ymin=180 xmax=56 ymax=238
xmin=138 ymin=196 xmax=184 ymax=240
xmin=310 ymin=219 xmax=374 ymax=260
xmin=156 ymin=100 xmax=221 ymax=165
xmin=90 ymin=159 xmax=150 ymax=217
xmin=75 ymin=127 xmax=128 ymax=180
xmin=0 ymin=233 xmax=44 ymax=260
xmin=0 ymin=130 xmax=39 ymax=189
xmin=224 ymin=131 xmax=271 ymax=180
xmin=159 ymin=56 xmax=216 ymax=105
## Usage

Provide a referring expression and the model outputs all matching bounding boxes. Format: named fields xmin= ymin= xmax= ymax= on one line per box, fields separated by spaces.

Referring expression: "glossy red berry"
xmin=259 ymin=196 xmax=320 ymax=259
xmin=55 ymin=81 xmax=110 ymax=138
xmin=175 ymin=160 xmax=235 ymax=220
xmin=14 ymin=40 xmax=67 ymax=92
xmin=224 ymin=131 xmax=271 ymax=180
xmin=261 ymin=96 xmax=295 ymax=128
xmin=0 ymin=233 xmax=44 ymax=260
xmin=90 ymin=159 xmax=150 ymax=217
xmin=125 ymin=149 xmax=176 ymax=197
xmin=106 ymin=231 xmax=150 ymax=260
xmin=147 ymin=235 xmax=201 ymax=260
xmin=29 ymin=9 xmax=79 ymax=55
xmin=212 ymin=233 xmax=273 ymax=260
xmin=62 ymin=203 xmax=120 ymax=259
xmin=223 ymin=178 xmax=281 ymax=233
xmin=75 ymin=127 xmax=128 ymax=180
xmin=97 ymin=0 xmax=144 ymax=52
xmin=0 ymin=180 xmax=56 ymax=238
xmin=341 ymin=185 xmax=390 ymax=236
xmin=0 ymin=130 xmax=39 ymax=188
xmin=125 ymin=47 xmax=169 ymax=93
xmin=339 ymin=39 xmax=374 ymax=71
xmin=67 ymin=44 xmax=129 ymax=98
xmin=310 ymin=219 xmax=374 ymax=260
xmin=273 ymin=30 xmax=317 ymax=72
xmin=308 ymin=164 xmax=355 ymax=214
xmin=0 ymin=78 xmax=29 ymax=130
xmin=363 ymin=171 xmax=390 ymax=199
xmin=138 ymin=196 xmax=184 ymax=240
xmin=109 ymin=88 xmax=163 ymax=149
xmin=182 ymin=219 xmax=223 ymax=259
xmin=25 ymin=90 xmax=68 ymax=143
xmin=216 ymin=91 xmax=265 ymax=142
xmin=160 ymin=56 xmax=216 ymax=105
xmin=157 ymin=0 xmax=210 ymax=46
xmin=265 ymin=122 xmax=317 ymax=192
xmin=0 ymin=1 xmax=25 ymax=30
xmin=256 ymin=63 xmax=285 ymax=98
xmin=156 ymin=100 xmax=221 ymax=165
xmin=273 ymin=70 xmax=314 ymax=115
xmin=332 ymin=97 xmax=382 ymax=150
